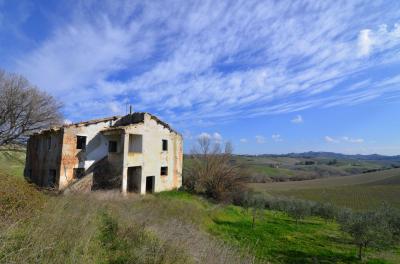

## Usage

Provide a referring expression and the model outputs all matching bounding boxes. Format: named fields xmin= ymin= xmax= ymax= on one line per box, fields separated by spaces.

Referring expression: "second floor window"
xmin=47 ymin=137 xmax=52 ymax=150
xmin=162 ymin=139 xmax=168 ymax=151
xmin=77 ymin=136 xmax=86 ymax=150
xmin=161 ymin=166 xmax=168 ymax=176
xmin=109 ymin=141 xmax=117 ymax=153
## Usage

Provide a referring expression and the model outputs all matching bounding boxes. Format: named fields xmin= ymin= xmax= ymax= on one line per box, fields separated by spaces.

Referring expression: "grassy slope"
xmin=0 ymin=150 xmax=25 ymax=178
xmin=250 ymin=169 xmax=400 ymax=210
xmin=1 ymin=151 xmax=399 ymax=263
xmin=0 ymin=150 xmax=45 ymax=231
xmin=161 ymin=191 xmax=400 ymax=264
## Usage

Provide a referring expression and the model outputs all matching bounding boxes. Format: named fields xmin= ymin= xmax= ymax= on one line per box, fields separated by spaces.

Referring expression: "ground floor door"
xmin=146 ymin=176 xmax=155 ymax=193
xmin=127 ymin=166 xmax=141 ymax=193
xmin=48 ymin=169 xmax=57 ymax=188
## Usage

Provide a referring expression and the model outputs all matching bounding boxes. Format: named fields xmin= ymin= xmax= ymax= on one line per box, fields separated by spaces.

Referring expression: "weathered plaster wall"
xmin=25 ymin=131 xmax=63 ymax=187
xmin=122 ymin=114 xmax=183 ymax=194
xmin=25 ymin=113 xmax=182 ymax=193
xmin=59 ymin=121 xmax=114 ymax=189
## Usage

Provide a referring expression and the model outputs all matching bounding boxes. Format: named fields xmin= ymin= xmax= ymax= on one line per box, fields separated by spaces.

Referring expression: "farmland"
xmin=250 ymin=168 xmax=400 ymax=210
xmin=232 ymin=152 xmax=400 ymax=182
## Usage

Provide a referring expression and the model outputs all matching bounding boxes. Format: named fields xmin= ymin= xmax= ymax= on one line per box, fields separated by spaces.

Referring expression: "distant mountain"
xmin=256 ymin=151 xmax=400 ymax=161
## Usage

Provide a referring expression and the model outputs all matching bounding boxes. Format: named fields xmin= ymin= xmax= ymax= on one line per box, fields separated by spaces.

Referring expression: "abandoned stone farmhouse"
xmin=24 ymin=113 xmax=183 ymax=194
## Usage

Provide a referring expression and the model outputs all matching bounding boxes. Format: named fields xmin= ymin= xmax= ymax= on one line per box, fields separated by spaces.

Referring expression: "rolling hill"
xmin=250 ymin=168 xmax=400 ymax=210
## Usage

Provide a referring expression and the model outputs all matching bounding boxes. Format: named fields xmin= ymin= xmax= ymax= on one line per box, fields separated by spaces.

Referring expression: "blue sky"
xmin=1 ymin=0 xmax=400 ymax=155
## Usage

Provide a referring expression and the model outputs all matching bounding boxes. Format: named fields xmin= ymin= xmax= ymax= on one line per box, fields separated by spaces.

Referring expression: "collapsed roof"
xmin=32 ymin=113 xmax=179 ymax=135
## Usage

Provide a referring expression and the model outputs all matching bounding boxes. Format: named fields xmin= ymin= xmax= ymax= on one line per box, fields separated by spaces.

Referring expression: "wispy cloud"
xmin=342 ymin=136 xmax=364 ymax=143
xmin=5 ymin=1 xmax=400 ymax=125
xmin=291 ymin=115 xmax=303 ymax=124
xmin=272 ymin=134 xmax=283 ymax=142
xmin=213 ymin=132 xmax=223 ymax=143
xmin=358 ymin=29 xmax=373 ymax=57
xmin=197 ymin=131 xmax=223 ymax=142
xmin=198 ymin=132 xmax=211 ymax=140
xmin=325 ymin=136 xmax=339 ymax=143
xmin=240 ymin=138 xmax=248 ymax=143
xmin=255 ymin=135 xmax=266 ymax=144
xmin=358 ymin=23 xmax=400 ymax=57
xmin=325 ymin=136 xmax=364 ymax=144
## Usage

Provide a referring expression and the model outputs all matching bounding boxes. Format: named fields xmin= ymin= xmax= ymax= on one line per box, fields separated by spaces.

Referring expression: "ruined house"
xmin=24 ymin=113 xmax=183 ymax=194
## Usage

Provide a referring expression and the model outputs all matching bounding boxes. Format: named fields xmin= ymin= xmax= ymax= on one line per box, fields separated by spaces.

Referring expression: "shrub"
xmin=183 ymin=136 xmax=247 ymax=202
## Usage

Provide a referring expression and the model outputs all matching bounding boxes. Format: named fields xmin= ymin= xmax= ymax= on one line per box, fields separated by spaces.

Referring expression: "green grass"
xmin=1 ymin=150 xmax=399 ymax=263
xmin=0 ymin=150 xmax=25 ymax=178
xmin=0 ymin=149 xmax=43 ymax=230
xmin=207 ymin=206 xmax=358 ymax=263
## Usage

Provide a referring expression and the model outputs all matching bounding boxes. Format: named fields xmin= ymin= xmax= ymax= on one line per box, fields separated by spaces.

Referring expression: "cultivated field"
xmin=233 ymin=153 xmax=399 ymax=182
xmin=250 ymin=168 xmax=400 ymax=210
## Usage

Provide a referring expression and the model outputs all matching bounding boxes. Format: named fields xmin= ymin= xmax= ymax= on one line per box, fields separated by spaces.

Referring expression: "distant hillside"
xmin=250 ymin=168 xmax=400 ymax=210
xmin=226 ymin=152 xmax=400 ymax=184
xmin=256 ymin=151 xmax=400 ymax=162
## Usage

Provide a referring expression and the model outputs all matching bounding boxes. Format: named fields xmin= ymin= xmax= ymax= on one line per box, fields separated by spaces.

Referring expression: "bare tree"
xmin=184 ymin=135 xmax=246 ymax=201
xmin=0 ymin=69 xmax=62 ymax=146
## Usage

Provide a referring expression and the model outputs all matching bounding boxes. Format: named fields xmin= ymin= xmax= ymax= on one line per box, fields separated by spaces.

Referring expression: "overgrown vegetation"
xmin=0 ymin=170 xmax=45 ymax=232
xmin=233 ymin=190 xmax=400 ymax=261
xmin=1 ymin=150 xmax=400 ymax=263
xmin=184 ymin=136 xmax=246 ymax=202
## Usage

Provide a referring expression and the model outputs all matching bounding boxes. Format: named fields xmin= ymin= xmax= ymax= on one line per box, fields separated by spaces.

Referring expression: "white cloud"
xmin=325 ymin=136 xmax=339 ymax=143
xmin=255 ymin=135 xmax=266 ymax=144
xmin=63 ymin=119 xmax=72 ymax=125
xmin=9 ymin=2 xmax=400 ymax=125
xmin=358 ymin=24 xmax=400 ymax=57
xmin=325 ymin=136 xmax=364 ymax=144
xmin=291 ymin=115 xmax=303 ymax=124
xmin=272 ymin=134 xmax=283 ymax=142
xmin=213 ymin=132 xmax=223 ymax=143
xmin=197 ymin=132 xmax=222 ymax=142
xmin=240 ymin=138 xmax=248 ymax=143
xmin=182 ymin=130 xmax=193 ymax=140
xmin=358 ymin=29 xmax=373 ymax=57
xmin=198 ymin=132 xmax=211 ymax=140
xmin=342 ymin=136 xmax=364 ymax=143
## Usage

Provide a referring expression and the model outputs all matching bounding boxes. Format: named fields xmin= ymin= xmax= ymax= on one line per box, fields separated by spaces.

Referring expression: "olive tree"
xmin=338 ymin=210 xmax=392 ymax=260
xmin=0 ymin=69 xmax=62 ymax=146
xmin=285 ymin=199 xmax=312 ymax=224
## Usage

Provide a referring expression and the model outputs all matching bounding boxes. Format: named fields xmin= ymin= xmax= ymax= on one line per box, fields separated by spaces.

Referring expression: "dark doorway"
xmin=48 ymin=169 xmax=57 ymax=187
xmin=146 ymin=176 xmax=155 ymax=193
xmin=127 ymin=166 xmax=141 ymax=193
